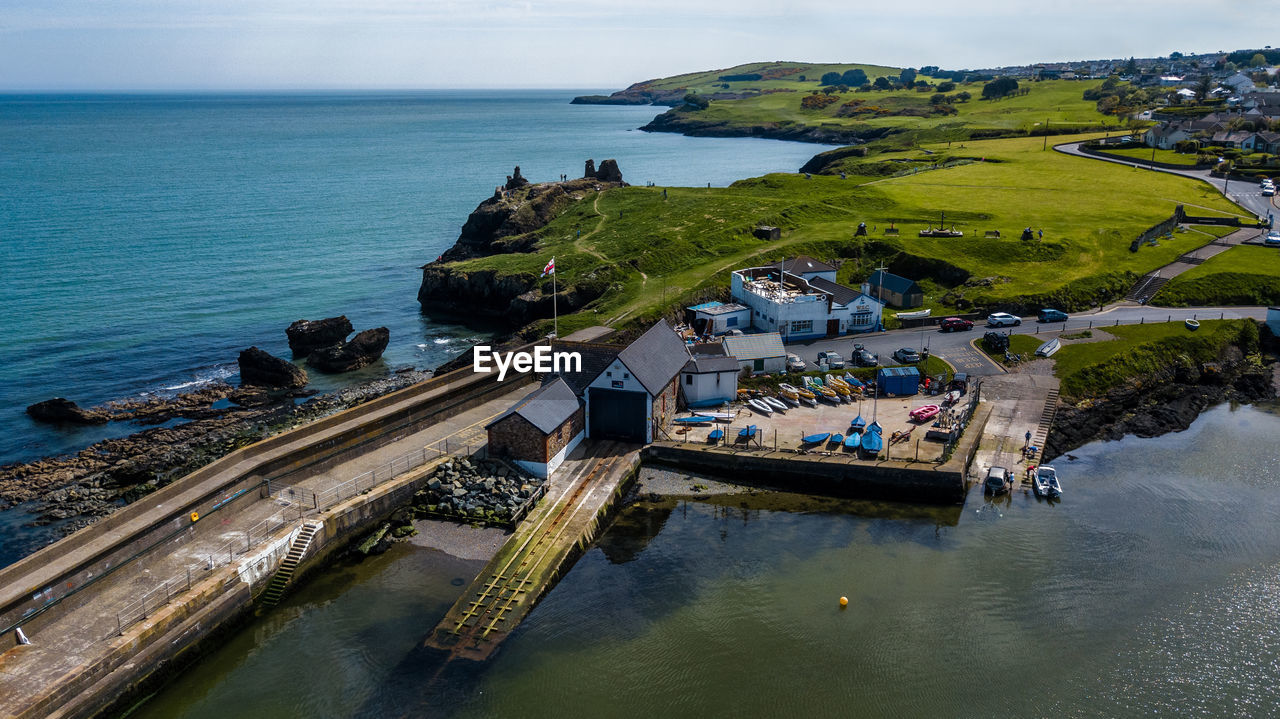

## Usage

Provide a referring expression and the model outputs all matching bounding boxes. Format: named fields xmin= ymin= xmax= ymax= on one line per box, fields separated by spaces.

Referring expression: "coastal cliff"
xmin=1044 ymin=326 xmax=1275 ymax=460
xmin=641 ymin=107 xmax=887 ymax=145
xmin=419 ymin=163 xmax=625 ymax=324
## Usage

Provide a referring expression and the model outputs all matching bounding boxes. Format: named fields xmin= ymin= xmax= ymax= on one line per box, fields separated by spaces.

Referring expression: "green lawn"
xmin=1095 ymin=147 xmax=1201 ymax=166
xmin=1158 ymin=244 xmax=1280 ymax=306
xmin=1050 ymin=320 xmax=1257 ymax=396
xmin=636 ymin=61 xmax=904 ymax=95
xmin=978 ymin=334 xmax=1044 ymax=365
xmin=443 ymin=131 xmax=1250 ymax=336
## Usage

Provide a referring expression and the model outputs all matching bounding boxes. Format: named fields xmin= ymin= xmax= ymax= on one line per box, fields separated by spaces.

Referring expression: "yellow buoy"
xmin=190 ymin=512 xmax=199 ymax=523
xmin=839 ymin=596 xmax=849 ymax=607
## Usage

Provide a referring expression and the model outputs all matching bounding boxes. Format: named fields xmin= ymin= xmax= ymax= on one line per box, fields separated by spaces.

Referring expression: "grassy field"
xmin=1158 ymin=244 xmax=1280 ymax=306
xmin=1095 ymin=147 xmax=1202 ymax=166
xmin=681 ymin=79 xmax=1112 ymax=139
xmin=1050 ymin=320 xmax=1258 ymax=396
xmin=442 ymin=131 xmax=1249 ymax=336
xmin=978 ymin=334 xmax=1044 ymax=365
xmin=636 ymin=61 xmax=904 ymax=95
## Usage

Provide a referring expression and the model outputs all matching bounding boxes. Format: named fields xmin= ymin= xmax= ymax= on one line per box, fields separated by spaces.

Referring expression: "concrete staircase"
xmin=260 ymin=521 xmax=322 ymax=607
xmin=1125 ymin=274 xmax=1170 ymax=302
xmin=1027 ymin=388 xmax=1060 ymax=462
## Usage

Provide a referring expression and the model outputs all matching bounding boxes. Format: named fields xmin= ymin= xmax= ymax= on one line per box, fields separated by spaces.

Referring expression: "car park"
xmin=940 ymin=317 xmax=974 ymax=332
xmin=816 ymin=350 xmax=845 ymax=369
xmin=1038 ymin=308 xmax=1068 ymax=323
xmin=986 ymin=312 xmax=1022 ymax=327
xmin=892 ymin=347 xmax=922 ymax=364
xmin=786 ymin=353 xmax=806 ymax=372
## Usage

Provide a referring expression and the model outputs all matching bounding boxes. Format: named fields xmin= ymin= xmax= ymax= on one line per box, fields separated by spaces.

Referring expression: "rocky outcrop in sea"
xmin=306 ymin=327 xmax=390 ymax=373
xmin=238 ymin=346 xmax=309 ymax=388
xmin=287 ymin=316 xmax=354 ymax=356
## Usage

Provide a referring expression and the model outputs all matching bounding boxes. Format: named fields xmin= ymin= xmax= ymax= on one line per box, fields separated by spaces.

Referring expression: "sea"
xmin=0 ymin=91 xmax=822 ymax=467
xmin=127 ymin=402 xmax=1280 ymax=718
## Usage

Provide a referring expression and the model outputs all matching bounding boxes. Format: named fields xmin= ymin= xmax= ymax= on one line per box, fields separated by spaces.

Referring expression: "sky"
xmin=0 ymin=0 xmax=1272 ymax=90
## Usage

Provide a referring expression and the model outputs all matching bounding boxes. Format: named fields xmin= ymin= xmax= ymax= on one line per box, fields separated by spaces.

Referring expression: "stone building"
xmin=485 ymin=377 xmax=584 ymax=478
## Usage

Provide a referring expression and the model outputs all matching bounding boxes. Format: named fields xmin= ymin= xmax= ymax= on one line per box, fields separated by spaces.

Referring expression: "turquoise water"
xmin=130 ymin=402 xmax=1280 ymax=718
xmin=0 ymin=91 xmax=821 ymax=466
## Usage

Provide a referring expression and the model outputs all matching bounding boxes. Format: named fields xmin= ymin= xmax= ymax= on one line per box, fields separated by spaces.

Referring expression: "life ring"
xmin=190 ymin=512 xmax=200 ymax=523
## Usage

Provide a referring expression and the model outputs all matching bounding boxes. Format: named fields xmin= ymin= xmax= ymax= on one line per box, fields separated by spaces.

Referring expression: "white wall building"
xmin=730 ymin=261 xmax=884 ymax=340
xmin=680 ymin=356 xmax=741 ymax=407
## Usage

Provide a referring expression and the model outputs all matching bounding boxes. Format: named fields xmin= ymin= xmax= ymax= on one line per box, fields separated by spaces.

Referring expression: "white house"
xmin=730 ymin=260 xmax=884 ymax=340
xmin=1145 ymin=122 xmax=1194 ymax=149
xmin=687 ymin=301 xmax=751 ymax=335
xmin=722 ymin=333 xmax=787 ymax=374
xmin=680 ymin=356 xmax=740 ymax=408
xmin=1225 ymin=73 xmax=1257 ymax=94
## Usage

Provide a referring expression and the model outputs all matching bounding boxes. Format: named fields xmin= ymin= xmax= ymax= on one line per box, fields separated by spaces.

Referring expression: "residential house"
xmin=867 ymin=269 xmax=924 ymax=308
xmin=731 ymin=259 xmax=884 ymax=339
xmin=485 ymin=377 xmax=584 ymax=478
xmin=1145 ymin=122 xmax=1195 ymax=149
xmin=1208 ymin=131 xmax=1254 ymax=148
xmin=722 ymin=333 xmax=787 ymax=374
xmin=1225 ymin=73 xmax=1258 ymax=94
xmin=679 ymin=355 xmax=741 ymax=408
xmin=1243 ymin=131 xmax=1280 ymax=154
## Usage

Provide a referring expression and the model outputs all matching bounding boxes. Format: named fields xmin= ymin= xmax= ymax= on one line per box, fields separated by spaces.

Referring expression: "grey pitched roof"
xmin=781 ymin=255 xmax=836 ymax=275
xmin=549 ymin=341 xmax=620 ymax=395
xmin=809 ymin=277 xmax=868 ymax=306
xmin=868 ymin=270 xmax=920 ymax=295
xmin=486 ymin=376 xmax=580 ymax=435
xmin=682 ymin=356 xmax=741 ymax=374
xmin=616 ymin=320 xmax=691 ymax=396
xmin=722 ymin=333 xmax=786 ymax=361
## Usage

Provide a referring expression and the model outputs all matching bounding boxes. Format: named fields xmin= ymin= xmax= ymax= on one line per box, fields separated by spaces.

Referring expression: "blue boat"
xmin=867 ymin=420 xmax=883 ymax=435
xmin=850 ymin=414 xmax=866 ymax=431
xmin=844 ymin=374 xmax=864 ymax=387
xmin=829 ymin=433 xmax=844 ymax=445
xmin=708 ymin=429 xmax=724 ymax=442
xmin=802 ymin=432 xmax=831 ymax=445
xmin=673 ymin=416 xmax=711 ymax=425
xmin=860 ymin=429 xmax=883 ymax=455
xmin=738 ymin=425 xmax=757 ymax=440
xmin=843 ymin=431 xmax=861 ymax=450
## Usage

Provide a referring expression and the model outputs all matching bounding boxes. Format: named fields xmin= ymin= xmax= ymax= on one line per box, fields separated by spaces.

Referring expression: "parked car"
xmin=1266 ymin=231 xmax=1280 ymax=247
xmin=852 ymin=349 xmax=879 ymax=368
xmin=786 ymin=353 xmax=807 ymax=372
xmin=1264 ymin=187 xmax=1276 ymax=197
xmin=940 ymin=317 xmax=974 ymax=332
xmin=950 ymin=372 xmax=969 ymax=394
xmin=983 ymin=332 xmax=1010 ymax=352
xmin=893 ymin=347 xmax=922 ymax=364
xmin=816 ymin=350 xmax=845 ymax=369
xmin=1038 ymin=308 xmax=1068 ymax=323
xmin=984 ymin=466 xmax=1011 ymax=495
xmin=986 ymin=312 xmax=1022 ymax=327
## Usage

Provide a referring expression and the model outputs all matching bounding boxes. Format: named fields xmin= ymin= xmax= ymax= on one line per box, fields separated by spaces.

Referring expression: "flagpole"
xmin=552 ymin=264 xmax=558 ymax=338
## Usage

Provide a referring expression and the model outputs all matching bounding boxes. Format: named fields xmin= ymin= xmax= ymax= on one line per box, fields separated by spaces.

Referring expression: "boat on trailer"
xmin=843 ymin=431 xmax=861 ymax=450
xmin=860 ymin=427 xmax=883 ymax=456
xmin=895 ymin=309 xmax=932 ymax=320
xmin=673 ymin=416 xmax=712 ymax=426
xmin=1035 ymin=465 xmax=1063 ymax=498
xmin=707 ymin=429 xmax=724 ymax=442
xmin=738 ymin=425 xmax=758 ymax=441
xmin=692 ymin=410 xmax=736 ymax=421
xmin=850 ymin=414 xmax=866 ymax=431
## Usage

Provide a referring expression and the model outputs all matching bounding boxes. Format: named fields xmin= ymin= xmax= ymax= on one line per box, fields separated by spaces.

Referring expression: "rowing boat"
xmin=895 ymin=309 xmax=932 ymax=320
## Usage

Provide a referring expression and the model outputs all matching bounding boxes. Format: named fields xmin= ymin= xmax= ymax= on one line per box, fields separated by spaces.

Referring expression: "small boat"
xmin=794 ymin=386 xmax=817 ymax=401
xmin=1035 ymin=338 xmax=1061 ymax=357
xmin=746 ymin=398 xmax=773 ymax=415
xmin=778 ymin=383 xmax=800 ymax=400
xmin=843 ymin=374 xmax=864 ymax=388
xmin=673 ymin=416 xmax=712 ymax=426
xmin=828 ymin=433 xmax=844 ymax=446
xmin=802 ymin=432 xmax=831 ymax=445
xmin=816 ymin=386 xmax=839 ymax=402
xmin=1185 ymin=319 xmax=1200 ymax=331
xmin=764 ymin=396 xmax=788 ymax=412
xmin=909 ymin=404 xmax=941 ymax=423
xmin=843 ymin=431 xmax=861 ymax=450
xmin=895 ymin=309 xmax=932 ymax=320
xmin=941 ymin=390 xmax=960 ymax=406
xmin=1035 ymin=465 xmax=1063 ymax=498
xmin=779 ymin=393 xmax=800 ymax=407
xmin=707 ymin=429 xmax=724 ymax=442
xmin=850 ymin=414 xmax=866 ymax=431
xmin=738 ymin=425 xmax=757 ymax=441
xmin=867 ymin=420 xmax=883 ymax=436
xmin=860 ymin=428 xmax=883 ymax=455
xmin=692 ymin=410 xmax=736 ymax=421
xmin=799 ymin=396 xmax=818 ymax=408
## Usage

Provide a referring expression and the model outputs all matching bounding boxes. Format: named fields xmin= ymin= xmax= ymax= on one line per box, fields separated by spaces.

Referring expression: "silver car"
xmin=786 ymin=353 xmax=807 ymax=372
xmin=986 ymin=312 xmax=1022 ymax=327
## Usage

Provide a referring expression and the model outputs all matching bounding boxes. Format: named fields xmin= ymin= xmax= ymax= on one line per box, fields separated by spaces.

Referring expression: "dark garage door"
xmin=589 ymin=388 xmax=648 ymax=442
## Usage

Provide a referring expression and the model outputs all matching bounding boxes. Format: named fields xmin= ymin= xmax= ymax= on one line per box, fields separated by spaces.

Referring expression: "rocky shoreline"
xmin=1044 ymin=344 xmax=1276 ymax=460
xmin=640 ymin=108 xmax=883 ymax=146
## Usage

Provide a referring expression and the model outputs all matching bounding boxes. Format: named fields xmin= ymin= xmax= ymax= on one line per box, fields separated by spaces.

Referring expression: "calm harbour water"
xmin=129 ymin=402 xmax=1280 ymax=718
xmin=0 ymin=91 xmax=820 ymax=467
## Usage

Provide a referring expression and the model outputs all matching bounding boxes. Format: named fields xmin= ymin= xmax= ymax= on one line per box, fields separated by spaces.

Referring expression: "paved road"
xmin=785 ymin=305 xmax=1268 ymax=378
xmin=1054 ymin=141 xmax=1278 ymax=223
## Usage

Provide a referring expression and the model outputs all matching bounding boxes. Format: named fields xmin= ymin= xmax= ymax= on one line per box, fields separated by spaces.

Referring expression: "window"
xmin=727 ymin=317 xmax=738 ymax=327
xmin=624 ymin=373 xmax=630 ymax=379
xmin=851 ymin=311 xmax=873 ymax=326
xmin=753 ymin=358 xmax=764 ymax=371
xmin=606 ymin=371 xmax=612 ymax=377
xmin=790 ymin=320 xmax=813 ymax=334
xmin=685 ymin=374 xmax=693 ymax=385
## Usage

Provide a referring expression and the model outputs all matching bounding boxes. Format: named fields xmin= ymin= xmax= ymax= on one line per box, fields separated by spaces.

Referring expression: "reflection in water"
xmin=130 ymin=402 xmax=1280 ymax=719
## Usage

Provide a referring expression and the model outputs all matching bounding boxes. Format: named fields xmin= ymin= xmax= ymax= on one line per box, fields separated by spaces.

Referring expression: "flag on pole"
xmin=541 ymin=257 xmax=556 ymax=277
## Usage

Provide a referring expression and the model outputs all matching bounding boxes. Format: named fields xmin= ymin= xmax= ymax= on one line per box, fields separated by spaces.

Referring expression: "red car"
xmin=940 ymin=317 xmax=974 ymax=332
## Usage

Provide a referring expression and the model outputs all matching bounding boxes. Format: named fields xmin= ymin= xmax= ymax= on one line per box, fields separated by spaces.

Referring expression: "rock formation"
xmin=504 ymin=166 xmax=529 ymax=190
xmin=26 ymin=398 xmax=109 ymax=425
xmin=583 ymin=159 xmax=596 ymax=178
xmin=238 ymin=346 xmax=309 ymax=388
xmin=593 ymin=159 xmax=623 ymax=183
xmin=286 ymin=316 xmax=354 ymax=357
xmin=307 ymin=327 xmax=390 ymax=373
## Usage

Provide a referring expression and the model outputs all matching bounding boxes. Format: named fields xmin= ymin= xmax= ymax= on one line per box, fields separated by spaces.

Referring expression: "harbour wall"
xmin=0 ymin=342 xmax=539 ymax=646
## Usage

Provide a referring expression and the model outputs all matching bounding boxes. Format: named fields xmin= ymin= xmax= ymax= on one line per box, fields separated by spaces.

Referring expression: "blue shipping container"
xmin=877 ymin=366 xmax=920 ymax=396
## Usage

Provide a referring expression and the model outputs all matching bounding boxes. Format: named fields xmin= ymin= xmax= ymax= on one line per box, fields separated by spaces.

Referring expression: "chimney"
xmin=861 ymin=282 xmax=871 ymax=296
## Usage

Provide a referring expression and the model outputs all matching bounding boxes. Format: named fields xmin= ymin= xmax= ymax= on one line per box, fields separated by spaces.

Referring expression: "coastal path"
xmin=424 ymin=439 xmax=639 ymax=662
xmin=0 ymin=386 xmax=532 ymax=718
xmin=1124 ymin=226 xmax=1262 ymax=302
